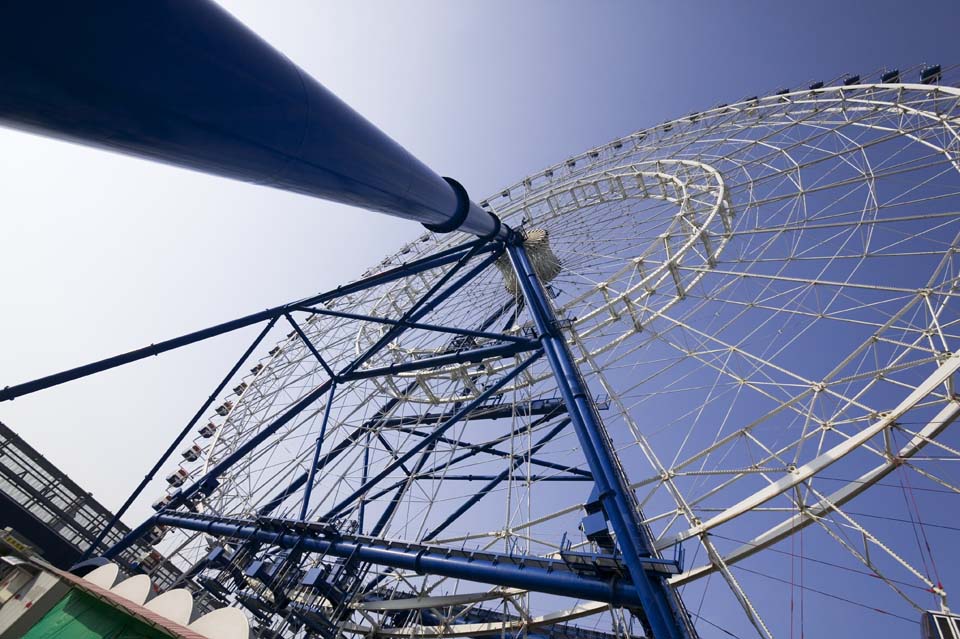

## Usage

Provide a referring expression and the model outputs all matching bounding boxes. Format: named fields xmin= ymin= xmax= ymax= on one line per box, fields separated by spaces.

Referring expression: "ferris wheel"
xmin=2 ymin=5 xmax=960 ymax=639
xmin=142 ymin=69 xmax=960 ymax=639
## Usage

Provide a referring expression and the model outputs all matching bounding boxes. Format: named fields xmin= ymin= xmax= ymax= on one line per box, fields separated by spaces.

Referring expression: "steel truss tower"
xmin=1 ymin=231 xmax=697 ymax=639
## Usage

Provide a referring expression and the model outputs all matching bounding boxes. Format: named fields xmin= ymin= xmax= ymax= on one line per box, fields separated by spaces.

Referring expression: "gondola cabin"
xmin=181 ymin=443 xmax=203 ymax=462
xmin=923 ymin=611 xmax=960 ymax=639
xmin=165 ymin=467 xmax=189 ymax=487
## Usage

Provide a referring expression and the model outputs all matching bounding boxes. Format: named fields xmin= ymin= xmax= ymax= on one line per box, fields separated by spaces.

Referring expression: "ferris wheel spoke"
xmin=804 ymin=484 xmax=938 ymax=610
xmin=670 ymin=397 xmax=960 ymax=593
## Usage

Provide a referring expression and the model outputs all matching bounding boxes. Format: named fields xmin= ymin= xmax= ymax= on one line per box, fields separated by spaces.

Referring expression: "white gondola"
xmin=232 ymin=382 xmax=247 ymax=395
xmin=923 ymin=611 xmax=960 ymax=639
xmin=214 ymin=400 xmax=233 ymax=416
xmin=165 ymin=468 xmax=189 ymax=487
xmin=198 ymin=422 xmax=217 ymax=438
xmin=181 ymin=443 xmax=203 ymax=462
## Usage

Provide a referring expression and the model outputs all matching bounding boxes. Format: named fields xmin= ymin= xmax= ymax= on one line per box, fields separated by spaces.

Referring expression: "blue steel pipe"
xmin=106 ymin=242 xmax=499 ymax=558
xmin=0 ymin=1 xmax=503 ymax=239
xmin=81 ymin=316 xmax=280 ymax=561
xmin=300 ymin=383 xmax=337 ymax=521
xmin=321 ymin=351 xmax=542 ymax=521
xmin=153 ymin=513 xmax=648 ymax=608
xmin=339 ymin=340 xmax=539 ymax=382
xmin=506 ymin=242 xmax=695 ymax=639
xmin=0 ymin=239 xmax=494 ymax=403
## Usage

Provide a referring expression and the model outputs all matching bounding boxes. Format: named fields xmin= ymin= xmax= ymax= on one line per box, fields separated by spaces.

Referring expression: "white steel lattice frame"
xmin=147 ymin=76 xmax=960 ymax=639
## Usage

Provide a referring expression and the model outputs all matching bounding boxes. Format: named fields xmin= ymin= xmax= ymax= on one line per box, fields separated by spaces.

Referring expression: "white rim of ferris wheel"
xmin=153 ymin=78 xmax=960 ymax=638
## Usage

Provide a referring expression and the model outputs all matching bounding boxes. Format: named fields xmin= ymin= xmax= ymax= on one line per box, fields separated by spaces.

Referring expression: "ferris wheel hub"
xmin=496 ymin=228 xmax=562 ymax=294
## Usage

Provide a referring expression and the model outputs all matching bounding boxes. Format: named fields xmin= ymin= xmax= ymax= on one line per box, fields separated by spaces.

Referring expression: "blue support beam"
xmin=0 ymin=239 xmax=495 ymax=403
xmin=358 ymin=431 xmax=371 ymax=533
xmin=416 ymin=474 xmax=590 ymax=482
xmin=295 ymin=305 xmax=534 ymax=346
xmin=363 ymin=410 xmax=570 ymax=541
xmin=506 ymin=241 xmax=695 ymax=639
xmin=369 ymin=440 xmax=440 ymax=537
xmin=347 ymin=414 xmax=580 ymax=509
xmin=259 ymin=391 xmax=582 ymax=521
xmin=0 ymin=1 xmax=504 ymax=239
xmin=339 ymin=340 xmax=539 ymax=382
xmin=80 ymin=316 xmax=280 ymax=561
xmin=374 ymin=397 xmax=567 ymax=428
xmin=321 ymin=351 xmax=543 ymax=521
xmin=285 ymin=313 xmax=338 ymax=381
xmin=338 ymin=244 xmax=504 ymax=378
xmin=153 ymin=512 xmax=652 ymax=608
xmin=300 ymin=383 xmax=338 ymax=521
xmin=103 ymin=241 xmax=508 ymax=559
xmin=422 ymin=417 xmax=571 ymax=541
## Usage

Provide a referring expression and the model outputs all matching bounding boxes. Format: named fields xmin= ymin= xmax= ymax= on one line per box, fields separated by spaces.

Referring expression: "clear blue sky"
xmin=1 ymin=1 xmax=959 ymax=636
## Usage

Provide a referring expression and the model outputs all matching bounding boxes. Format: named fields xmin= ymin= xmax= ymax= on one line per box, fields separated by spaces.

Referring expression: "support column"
xmin=506 ymin=241 xmax=695 ymax=639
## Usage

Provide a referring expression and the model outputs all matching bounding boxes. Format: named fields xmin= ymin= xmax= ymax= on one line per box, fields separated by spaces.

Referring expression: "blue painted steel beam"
xmin=300 ymin=383 xmax=338 ymax=521
xmin=259 ymin=378 xmax=576 ymax=520
xmin=339 ymin=341 xmax=539 ymax=382
xmin=0 ymin=240 xmax=494 ymax=403
xmin=422 ymin=418 xmax=571 ymax=541
xmin=304 ymin=411 xmax=576 ymax=513
xmin=106 ymin=243 xmax=503 ymax=557
xmin=359 ymin=432 xmax=371 ymax=532
xmin=374 ymin=398 xmax=566 ymax=428
xmin=506 ymin=242 xmax=695 ymax=639
xmin=387 ymin=423 xmax=591 ymax=478
xmin=369 ymin=424 xmax=588 ymax=493
xmin=285 ymin=314 xmax=338 ymax=381
xmin=0 ymin=1 xmax=504 ymax=239
xmin=295 ymin=305 xmax=534 ymax=345
xmin=372 ymin=433 xmax=414 ymax=478
xmin=368 ymin=440 xmax=439 ymax=537
xmin=363 ymin=410 xmax=568 ymax=537
xmin=80 ymin=316 xmax=280 ymax=561
xmin=321 ymin=352 xmax=543 ymax=521
xmin=415 ymin=474 xmax=590 ymax=482
xmin=256 ymin=401 xmax=411 ymax=518
xmin=338 ymin=245 xmax=505 ymax=379
xmin=153 ymin=513 xmax=648 ymax=608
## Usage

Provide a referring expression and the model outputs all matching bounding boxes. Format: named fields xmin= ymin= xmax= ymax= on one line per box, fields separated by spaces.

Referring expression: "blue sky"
xmin=2 ymin=1 xmax=960 ymax=636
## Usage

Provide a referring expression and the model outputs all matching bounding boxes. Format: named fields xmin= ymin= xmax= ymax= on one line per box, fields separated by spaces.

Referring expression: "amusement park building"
xmin=0 ymin=421 xmax=178 ymax=587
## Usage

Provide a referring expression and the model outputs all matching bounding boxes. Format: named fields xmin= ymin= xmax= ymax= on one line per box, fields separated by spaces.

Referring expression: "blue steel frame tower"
xmin=0 ymin=2 xmax=695 ymax=638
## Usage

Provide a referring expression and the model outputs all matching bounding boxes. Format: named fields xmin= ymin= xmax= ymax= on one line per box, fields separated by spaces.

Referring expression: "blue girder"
xmin=506 ymin=241 xmax=696 ymax=639
xmin=0 ymin=1 xmax=701 ymax=631
xmin=153 ymin=512 xmax=672 ymax=608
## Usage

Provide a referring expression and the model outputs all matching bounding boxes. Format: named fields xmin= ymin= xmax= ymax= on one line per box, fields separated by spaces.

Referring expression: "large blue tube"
xmin=153 ymin=512 xmax=648 ymax=608
xmin=0 ymin=1 xmax=502 ymax=238
xmin=507 ymin=243 xmax=695 ymax=639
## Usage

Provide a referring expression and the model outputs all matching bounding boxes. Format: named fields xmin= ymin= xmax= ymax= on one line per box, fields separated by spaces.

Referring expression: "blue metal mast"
xmin=507 ymin=241 xmax=697 ymax=639
xmin=0 ymin=0 xmax=503 ymax=239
